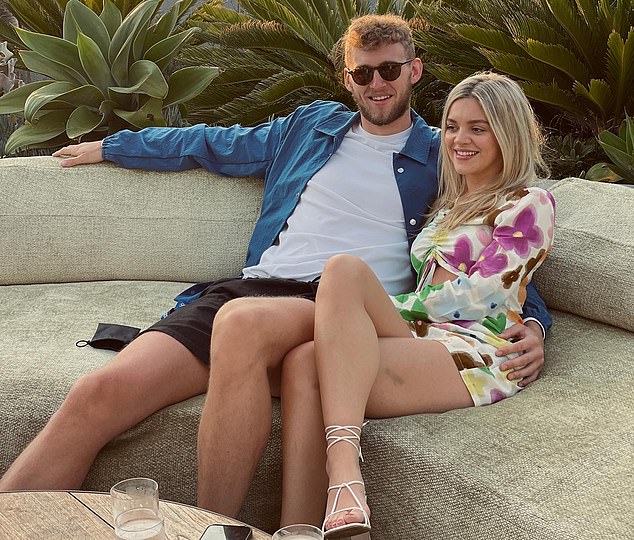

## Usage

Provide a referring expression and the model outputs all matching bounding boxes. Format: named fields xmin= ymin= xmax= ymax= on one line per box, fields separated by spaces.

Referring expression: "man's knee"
xmin=62 ymin=369 xmax=122 ymax=423
xmin=282 ymin=342 xmax=319 ymax=395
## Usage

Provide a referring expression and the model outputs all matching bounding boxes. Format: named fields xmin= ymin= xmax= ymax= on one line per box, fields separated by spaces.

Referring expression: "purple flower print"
xmin=490 ymin=389 xmax=507 ymax=404
xmin=470 ymin=243 xmax=509 ymax=278
xmin=495 ymin=205 xmax=543 ymax=257
xmin=443 ymin=235 xmax=476 ymax=273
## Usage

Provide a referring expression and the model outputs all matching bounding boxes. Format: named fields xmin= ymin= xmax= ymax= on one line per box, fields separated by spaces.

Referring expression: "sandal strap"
xmin=324 ymin=425 xmax=364 ymax=462
xmin=323 ymin=481 xmax=369 ymax=528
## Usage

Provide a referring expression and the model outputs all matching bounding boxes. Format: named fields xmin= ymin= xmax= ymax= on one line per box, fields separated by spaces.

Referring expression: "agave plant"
xmin=586 ymin=114 xmax=634 ymax=183
xmin=0 ymin=0 xmax=219 ymax=155
xmin=180 ymin=0 xmax=448 ymax=127
xmin=413 ymin=0 xmax=634 ymax=135
xmin=0 ymin=0 xmax=151 ymax=49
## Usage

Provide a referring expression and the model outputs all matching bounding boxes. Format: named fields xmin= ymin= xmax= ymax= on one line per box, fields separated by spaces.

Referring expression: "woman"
xmin=281 ymin=72 xmax=556 ymax=538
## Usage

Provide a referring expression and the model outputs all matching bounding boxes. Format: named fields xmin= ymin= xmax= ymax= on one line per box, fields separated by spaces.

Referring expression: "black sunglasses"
xmin=345 ymin=59 xmax=415 ymax=86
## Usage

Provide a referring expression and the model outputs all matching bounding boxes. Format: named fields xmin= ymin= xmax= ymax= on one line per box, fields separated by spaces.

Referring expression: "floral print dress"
xmin=391 ymin=187 xmax=555 ymax=406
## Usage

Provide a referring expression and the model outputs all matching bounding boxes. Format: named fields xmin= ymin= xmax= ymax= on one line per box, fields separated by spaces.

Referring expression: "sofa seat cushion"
xmin=1 ymin=280 xmax=632 ymax=539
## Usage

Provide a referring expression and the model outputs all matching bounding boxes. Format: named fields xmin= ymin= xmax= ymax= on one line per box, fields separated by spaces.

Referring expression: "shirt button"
xmin=409 ymin=218 xmax=417 ymax=225
xmin=397 ymin=167 xmax=404 ymax=173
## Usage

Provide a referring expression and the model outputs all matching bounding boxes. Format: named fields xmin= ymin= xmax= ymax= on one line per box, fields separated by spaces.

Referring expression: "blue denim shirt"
xmin=102 ymin=100 xmax=551 ymax=331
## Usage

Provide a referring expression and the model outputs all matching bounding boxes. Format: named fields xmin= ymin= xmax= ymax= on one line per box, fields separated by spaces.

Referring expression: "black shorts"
xmin=144 ymin=277 xmax=319 ymax=365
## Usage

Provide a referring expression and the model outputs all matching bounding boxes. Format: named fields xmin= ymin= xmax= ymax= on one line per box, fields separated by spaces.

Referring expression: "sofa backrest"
xmin=0 ymin=156 xmax=262 ymax=285
xmin=1 ymin=157 xmax=632 ymax=332
xmin=533 ymin=178 xmax=633 ymax=333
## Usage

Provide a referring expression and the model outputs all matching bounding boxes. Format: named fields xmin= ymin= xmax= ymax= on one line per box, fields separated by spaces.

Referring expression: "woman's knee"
xmin=319 ymin=255 xmax=370 ymax=300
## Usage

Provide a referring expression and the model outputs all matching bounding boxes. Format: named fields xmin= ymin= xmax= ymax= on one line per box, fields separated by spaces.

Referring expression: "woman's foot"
xmin=322 ymin=426 xmax=371 ymax=538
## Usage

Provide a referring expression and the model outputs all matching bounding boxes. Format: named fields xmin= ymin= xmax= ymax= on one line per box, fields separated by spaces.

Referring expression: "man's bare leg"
xmin=279 ymin=341 xmax=327 ymax=527
xmin=0 ymin=332 xmax=208 ymax=490
xmin=196 ymin=297 xmax=316 ymax=516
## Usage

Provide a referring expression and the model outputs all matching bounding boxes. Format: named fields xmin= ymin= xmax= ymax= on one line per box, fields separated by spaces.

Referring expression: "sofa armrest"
xmin=0 ymin=156 xmax=263 ymax=285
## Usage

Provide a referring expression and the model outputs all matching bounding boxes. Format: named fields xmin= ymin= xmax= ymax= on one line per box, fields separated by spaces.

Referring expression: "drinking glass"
xmin=272 ymin=524 xmax=324 ymax=540
xmin=110 ymin=477 xmax=166 ymax=540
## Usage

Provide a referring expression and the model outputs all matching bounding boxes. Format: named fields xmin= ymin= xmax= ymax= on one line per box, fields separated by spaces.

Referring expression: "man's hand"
xmin=496 ymin=321 xmax=544 ymax=387
xmin=52 ymin=140 xmax=104 ymax=167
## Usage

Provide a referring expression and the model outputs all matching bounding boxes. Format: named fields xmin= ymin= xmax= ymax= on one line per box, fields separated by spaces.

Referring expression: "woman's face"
xmin=444 ymin=97 xmax=503 ymax=190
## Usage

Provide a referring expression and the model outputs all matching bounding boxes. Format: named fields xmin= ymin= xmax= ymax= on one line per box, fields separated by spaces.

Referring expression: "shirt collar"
xmin=314 ymin=107 xmax=437 ymax=165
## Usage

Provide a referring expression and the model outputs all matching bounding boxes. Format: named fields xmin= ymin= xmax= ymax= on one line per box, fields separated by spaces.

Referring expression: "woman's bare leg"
xmin=279 ymin=341 xmax=328 ymax=527
xmin=314 ymin=255 xmax=473 ymax=531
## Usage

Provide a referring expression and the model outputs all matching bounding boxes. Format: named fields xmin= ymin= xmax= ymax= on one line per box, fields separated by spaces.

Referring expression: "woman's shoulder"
xmin=503 ymin=185 xmax=555 ymax=209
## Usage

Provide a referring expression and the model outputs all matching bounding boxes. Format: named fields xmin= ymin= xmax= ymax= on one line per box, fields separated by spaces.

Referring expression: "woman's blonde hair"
xmin=431 ymin=72 xmax=548 ymax=230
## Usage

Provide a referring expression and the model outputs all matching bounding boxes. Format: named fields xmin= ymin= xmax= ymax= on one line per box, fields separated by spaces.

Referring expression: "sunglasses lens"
xmin=349 ymin=62 xmax=408 ymax=85
xmin=378 ymin=63 xmax=402 ymax=81
xmin=351 ymin=67 xmax=373 ymax=85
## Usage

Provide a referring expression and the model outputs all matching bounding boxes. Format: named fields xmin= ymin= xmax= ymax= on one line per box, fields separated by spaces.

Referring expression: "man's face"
xmin=344 ymin=42 xmax=422 ymax=135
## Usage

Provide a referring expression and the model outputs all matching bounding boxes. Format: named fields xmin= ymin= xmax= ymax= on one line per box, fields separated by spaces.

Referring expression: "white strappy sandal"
xmin=322 ymin=425 xmax=371 ymax=539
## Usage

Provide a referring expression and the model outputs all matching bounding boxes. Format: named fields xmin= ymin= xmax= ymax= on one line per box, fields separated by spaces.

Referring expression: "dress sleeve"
xmin=391 ymin=188 xmax=555 ymax=323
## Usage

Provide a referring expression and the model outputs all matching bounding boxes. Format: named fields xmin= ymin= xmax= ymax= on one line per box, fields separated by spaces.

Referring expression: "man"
xmin=0 ymin=14 xmax=549 ymax=526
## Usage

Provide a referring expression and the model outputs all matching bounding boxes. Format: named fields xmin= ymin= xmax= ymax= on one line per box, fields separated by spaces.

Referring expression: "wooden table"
xmin=0 ymin=491 xmax=272 ymax=539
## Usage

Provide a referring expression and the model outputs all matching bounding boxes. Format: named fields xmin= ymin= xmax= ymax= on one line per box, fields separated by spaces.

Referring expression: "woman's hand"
xmin=496 ymin=321 xmax=545 ymax=387
xmin=52 ymin=140 xmax=104 ymax=167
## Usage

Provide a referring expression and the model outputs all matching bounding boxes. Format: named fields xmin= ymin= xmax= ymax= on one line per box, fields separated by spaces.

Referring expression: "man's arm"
xmin=520 ymin=281 xmax=552 ymax=335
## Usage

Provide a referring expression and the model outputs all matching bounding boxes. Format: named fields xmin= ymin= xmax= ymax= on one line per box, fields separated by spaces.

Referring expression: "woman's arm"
xmin=392 ymin=188 xmax=555 ymax=324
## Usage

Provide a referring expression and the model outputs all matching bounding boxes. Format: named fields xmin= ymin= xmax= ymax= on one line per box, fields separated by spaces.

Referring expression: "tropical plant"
xmin=0 ymin=0 xmax=152 ymax=48
xmin=413 ymin=0 xmax=634 ymax=136
xmin=586 ymin=114 xmax=634 ymax=183
xmin=544 ymin=133 xmax=604 ymax=180
xmin=0 ymin=0 xmax=219 ymax=155
xmin=180 ymin=0 xmax=449 ymax=127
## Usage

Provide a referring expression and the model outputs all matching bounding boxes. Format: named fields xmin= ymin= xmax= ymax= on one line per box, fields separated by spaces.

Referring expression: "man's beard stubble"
xmin=352 ymin=83 xmax=412 ymax=126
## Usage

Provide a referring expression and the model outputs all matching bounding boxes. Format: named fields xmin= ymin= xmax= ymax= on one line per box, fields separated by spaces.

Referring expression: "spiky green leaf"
xmin=109 ymin=59 xmax=168 ymax=98
xmin=20 ymin=50 xmax=87 ymax=86
xmin=100 ymin=0 xmax=123 ymax=38
xmin=113 ymin=96 xmax=165 ymax=128
xmin=64 ymin=0 xmax=111 ymax=58
xmin=77 ymin=32 xmax=115 ymax=94
xmin=164 ymin=66 xmax=220 ymax=107
xmin=144 ymin=27 xmax=200 ymax=70
xmin=15 ymin=27 xmax=86 ymax=80
xmin=0 ymin=80 xmax=54 ymax=114
xmin=24 ymin=81 xmax=78 ymax=123
xmin=4 ymin=110 xmax=70 ymax=155
xmin=453 ymin=24 xmax=526 ymax=55
xmin=66 ymin=105 xmax=104 ymax=138
xmin=525 ymin=39 xmax=590 ymax=83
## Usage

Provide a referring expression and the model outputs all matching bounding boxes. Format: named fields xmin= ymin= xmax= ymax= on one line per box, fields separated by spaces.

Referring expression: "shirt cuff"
xmin=522 ymin=317 xmax=545 ymax=339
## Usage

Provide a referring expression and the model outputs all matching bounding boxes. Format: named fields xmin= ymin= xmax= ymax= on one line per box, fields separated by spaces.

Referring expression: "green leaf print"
xmin=483 ymin=313 xmax=507 ymax=335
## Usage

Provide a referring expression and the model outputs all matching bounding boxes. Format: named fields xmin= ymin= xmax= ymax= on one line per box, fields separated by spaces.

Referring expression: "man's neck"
xmin=360 ymin=111 xmax=413 ymax=136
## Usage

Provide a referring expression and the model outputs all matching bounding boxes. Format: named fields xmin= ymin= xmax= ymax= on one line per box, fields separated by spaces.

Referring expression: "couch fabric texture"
xmin=1 ymin=157 xmax=632 ymax=539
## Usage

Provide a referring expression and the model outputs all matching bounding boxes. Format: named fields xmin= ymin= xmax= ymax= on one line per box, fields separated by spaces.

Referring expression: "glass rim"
xmin=110 ymin=477 xmax=159 ymax=495
xmin=273 ymin=523 xmax=323 ymax=538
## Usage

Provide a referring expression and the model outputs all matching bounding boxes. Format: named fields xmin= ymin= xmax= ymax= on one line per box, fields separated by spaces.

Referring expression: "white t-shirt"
xmin=242 ymin=122 xmax=414 ymax=295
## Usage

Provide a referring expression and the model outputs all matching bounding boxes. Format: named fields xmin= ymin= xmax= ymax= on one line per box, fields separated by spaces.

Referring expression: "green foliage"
xmin=586 ymin=114 xmax=634 ymax=183
xmin=544 ymin=133 xmax=604 ymax=180
xmin=180 ymin=0 xmax=448 ymax=127
xmin=0 ymin=0 xmax=219 ymax=154
xmin=413 ymin=0 xmax=634 ymax=135
xmin=0 ymin=0 xmax=152 ymax=47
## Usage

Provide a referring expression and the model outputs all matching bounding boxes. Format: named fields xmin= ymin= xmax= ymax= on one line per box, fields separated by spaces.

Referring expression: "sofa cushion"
xmin=1 ymin=279 xmax=632 ymax=539
xmin=533 ymin=179 xmax=634 ymax=332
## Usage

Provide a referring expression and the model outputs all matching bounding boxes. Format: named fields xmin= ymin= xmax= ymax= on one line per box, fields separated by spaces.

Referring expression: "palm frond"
xmin=525 ymin=39 xmax=590 ymax=84
xmin=605 ymin=28 xmax=634 ymax=121
xmin=453 ymin=24 xmax=526 ymax=55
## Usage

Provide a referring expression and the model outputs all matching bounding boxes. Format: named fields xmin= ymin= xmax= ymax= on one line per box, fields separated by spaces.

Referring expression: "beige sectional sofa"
xmin=1 ymin=156 xmax=632 ymax=539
